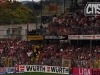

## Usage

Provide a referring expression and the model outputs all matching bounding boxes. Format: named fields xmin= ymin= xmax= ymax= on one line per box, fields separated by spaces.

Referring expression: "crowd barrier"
xmin=72 ymin=67 xmax=100 ymax=75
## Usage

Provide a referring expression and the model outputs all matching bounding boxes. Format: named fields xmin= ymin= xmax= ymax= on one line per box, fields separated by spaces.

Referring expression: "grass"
xmin=0 ymin=72 xmax=69 ymax=75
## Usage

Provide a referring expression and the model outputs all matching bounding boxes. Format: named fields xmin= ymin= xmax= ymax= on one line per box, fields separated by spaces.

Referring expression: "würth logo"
xmin=47 ymin=67 xmax=50 ymax=72
xmin=19 ymin=65 xmax=25 ymax=71
xmin=84 ymin=2 xmax=100 ymax=16
xmin=15 ymin=65 xmax=19 ymax=72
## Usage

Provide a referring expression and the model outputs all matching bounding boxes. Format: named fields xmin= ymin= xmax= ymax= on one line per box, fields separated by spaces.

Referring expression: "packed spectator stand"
xmin=0 ymin=6 xmax=100 ymax=71
xmin=0 ymin=39 xmax=100 ymax=69
xmin=28 ymin=10 xmax=100 ymax=35
xmin=45 ymin=10 xmax=100 ymax=35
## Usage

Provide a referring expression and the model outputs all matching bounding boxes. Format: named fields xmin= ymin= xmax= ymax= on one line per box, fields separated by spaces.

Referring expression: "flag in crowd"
xmin=49 ymin=4 xmax=57 ymax=11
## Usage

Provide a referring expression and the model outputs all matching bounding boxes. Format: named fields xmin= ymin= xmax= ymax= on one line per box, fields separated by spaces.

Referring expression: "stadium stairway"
xmin=33 ymin=45 xmax=41 ymax=65
xmin=36 ymin=51 xmax=40 ymax=64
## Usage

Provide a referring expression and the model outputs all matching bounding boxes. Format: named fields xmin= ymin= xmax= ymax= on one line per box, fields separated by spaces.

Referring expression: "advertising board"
xmin=0 ymin=68 xmax=7 ymax=74
xmin=19 ymin=65 xmax=69 ymax=74
xmin=72 ymin=67 xmax=100 ymax=75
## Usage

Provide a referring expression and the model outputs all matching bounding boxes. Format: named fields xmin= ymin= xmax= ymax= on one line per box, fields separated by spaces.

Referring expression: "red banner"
xmin=49 ymin=4 xmax=57 ymax=11
xmin=72 ymin=67 xmax=92 ymax=75
xmin=72 ymin=67 xmax=100 ymax=75
xmin=92 ymin=68 xmax=100 ymax=75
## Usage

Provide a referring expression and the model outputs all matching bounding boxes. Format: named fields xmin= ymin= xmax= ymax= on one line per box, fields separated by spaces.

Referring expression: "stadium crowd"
xmin=45 ymin=10 xmax=100 ymax=35
xmin=0 ymin=39 xmax=33 ymax=66
xmin=37 ymin=9 xmax=100 ymax=68
xmin=39 ymin=43 xmax=100 ymax=68
xmin=0 ymin=39 xmax=100 ymax=68
xmin=0 ymin=9 xmax=100 ymax=69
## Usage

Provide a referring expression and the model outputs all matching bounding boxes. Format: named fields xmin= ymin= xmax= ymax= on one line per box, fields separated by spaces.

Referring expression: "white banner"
xmin=19 ymin=65 xmax=69 ymax=74
xmin=68 ymin=35 xmax=80 ymax=39
xmin=5 ymin=67 xmax=15 ymax=73
xmin=68 ymin=35 xmax=100 ymax=40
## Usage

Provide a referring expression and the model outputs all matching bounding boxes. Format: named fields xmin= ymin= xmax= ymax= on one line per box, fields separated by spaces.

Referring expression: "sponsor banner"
xmin=68 ymin=35 xmax=80 ymax=39
xmin=0 ymin=67 xmax=24 ymax=74
xmin=72 ymin=67 xmax=100 ymax=75
xmin=14 ymin=65 xmax=24 ymax=73
xmin=84 ymin=2 xmax=100 ymax=16
xmin=95 ymin=35 xmax=100 ymax=39
xmin=45 ymin=66 xmax=69 ymax=74
xmin=82 ymin=35 xmax=95 ymax=39
xmin=19 ymin=65 xmax=69 ymax=74
xmin=27 ymin=35 xmax=44 ymax=40
xmin=0 ymin=68 xmax=7 ymax=74
xmin=92 ymin=68 xmax=100 ymax=75
xmin=44 ymin=35 xmax=68 ymax=40
xmin=72 ymin=67 xmax=92 ymax=75
xmin=5 ymin=67 xmax=15 ymax=74
xmin=0 ymin=72 xmax=7 ymax=74
xmin=68 ymin=35 xmax=100 ymax=40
